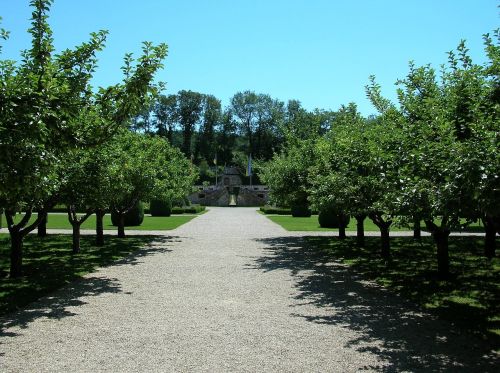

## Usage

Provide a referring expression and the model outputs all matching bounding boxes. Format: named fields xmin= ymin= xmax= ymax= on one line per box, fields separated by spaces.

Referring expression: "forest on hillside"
xmin=130 ymin=90 xmax=341 ymax=184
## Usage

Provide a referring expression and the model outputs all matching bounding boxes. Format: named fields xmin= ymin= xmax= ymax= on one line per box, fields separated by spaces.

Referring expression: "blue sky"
xmin=1 ymin=0 xmax=498 ymax=116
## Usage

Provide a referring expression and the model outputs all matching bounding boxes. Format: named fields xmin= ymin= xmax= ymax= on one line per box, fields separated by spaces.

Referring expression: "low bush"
xmin=260 ymin=205 xmax=292 ymax=215
xmin=318 ymin=206 xmax=351 ymax=228
xmin=291 ymin=204 xmax=312 ymax=217
xmin=150 ymin=199 xmax=172 ymax=217
xmin=171 ymin=205 xmax=206 ymax=214
xmin=111 ymin=201 xmax=144 ymax=226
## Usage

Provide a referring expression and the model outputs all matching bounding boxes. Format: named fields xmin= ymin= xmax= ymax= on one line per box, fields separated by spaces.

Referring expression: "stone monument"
xmin=188 ymin=166 xmax=269 ymax=207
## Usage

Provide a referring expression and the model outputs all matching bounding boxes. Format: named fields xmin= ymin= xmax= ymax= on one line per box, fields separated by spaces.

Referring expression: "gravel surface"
xmin=0 ymin=207 xmax=497 ymax=372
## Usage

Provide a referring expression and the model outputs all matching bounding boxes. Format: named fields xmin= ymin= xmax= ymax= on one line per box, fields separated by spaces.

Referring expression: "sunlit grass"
xmin=265 ymin=214 xmax=485 ymax=232
xmin=264 ymin=215 xmax=408 ymax=231
xmin=7 ymin=213 xmax=199 ymax=231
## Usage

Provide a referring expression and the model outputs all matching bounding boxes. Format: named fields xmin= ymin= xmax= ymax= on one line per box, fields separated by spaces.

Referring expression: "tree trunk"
xmin=369 ymin=213 xmax=392 ymax=259
xmin=355 ymin=215 xmax=366 ymax=247
xmin=95 ymin=209 xmax=105 ymax=246
xmin=413 ymin=217 xmax=421 ymax=239
xmin=117 ymin=213 xmax=126 ymax=238
xmin=339 ymin=225 xmax=346 ymax=239
xmin=167 ymin=127 xmax=173 ymax=144
xmin=434 ymin=229 xmax=450 ymax=278
xmin=338 ymin=214 xmax=349 ymax=239
xmin=425 ymin=220 xmax=451 ymax=278
xmin=483 ymin=216 xmax=497 ymax=259
xmin=72 ymin=223 xmax=81 ymax=254
xmin=37 ymin=210 xmax=47 ymax=237
xmin=10 ymin=230 xmax=23 ymax=278
xmin=380 ymin=226 xmax=390 ymax=259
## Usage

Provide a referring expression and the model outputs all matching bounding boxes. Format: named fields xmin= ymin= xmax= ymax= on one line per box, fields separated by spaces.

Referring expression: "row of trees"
xmin=262 ymin=32 xmax=499 ymax=277
xmin=0 ymin=0 xmax=195 ymax=277
xmin=132 ymin=89 xmax=336 ymax=172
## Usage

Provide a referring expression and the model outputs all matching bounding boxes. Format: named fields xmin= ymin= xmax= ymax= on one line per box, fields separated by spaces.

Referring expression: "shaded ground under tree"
xmin=251 ymin=235 xmax=498 ymax=372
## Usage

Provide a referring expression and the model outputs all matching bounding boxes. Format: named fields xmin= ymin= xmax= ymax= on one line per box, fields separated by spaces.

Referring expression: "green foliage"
xmin=149 ymin=199 xmax=172 ymax=217
xmin=0 ymin=0 xmax=169 ymax=275
xmin=196 ymin=95 xmax=221 ymax=161
xmin=389 ymin=36 xmax=500 ymax=231
xmin=259 ymin=205 xmax=292 ymax=215
xmin=111 ymin=201 xmax=144 ymax=226
xmin=230 ymin=90 xmax=285 ymax=160
xmin=291 ymin=204 xmax=312 ymax=217
xmin=178 ymin=90 xmax=204 ymax=156
xmin=107 ymin=130 xmax=196 ymax=217
xmin=178 ymin=204 xmax=205 ymax=214
xmin=261 ymin=139 xmax=318 ymax=207
xmin=309 ymin=102 xmax=400 ymax=235
xmin=318 ymin=205 xmax=350 ymax=228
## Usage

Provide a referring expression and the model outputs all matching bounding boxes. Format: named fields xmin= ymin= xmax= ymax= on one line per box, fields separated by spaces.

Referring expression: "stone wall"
xmin=188 ymin=185 xmax=270 ymax=207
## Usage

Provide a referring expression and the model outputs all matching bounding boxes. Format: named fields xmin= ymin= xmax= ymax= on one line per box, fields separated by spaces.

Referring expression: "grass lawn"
xmin=264 ymin=214 xmax=409 ymax=232
xmin=7 ymin=213 xmax=199 ymax=231
xmin=304 ymin=235 xmax=499 ymax=346
xmin=0 ymin=234 xmax=160 ymax=316
xmin=264 ymin=214 xmax=485 ymax=233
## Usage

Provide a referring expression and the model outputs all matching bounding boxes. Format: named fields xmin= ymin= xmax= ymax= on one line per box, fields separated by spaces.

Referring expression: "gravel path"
xmin=0 ymin=207 xmax=497 ymax=372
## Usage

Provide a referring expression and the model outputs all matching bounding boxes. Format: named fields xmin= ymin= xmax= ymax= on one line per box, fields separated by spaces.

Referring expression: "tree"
xmin=0 ymin=0 xmax=167 ymax=277
xmin=282 ymin=100 xmax=324 ymax=142
xmin=60 ymin=150 xmax=102 ymax=253
xmin=230 ymin=91 xmax=259 ymax=156
xmin=0 ymin=0 xmax=107 ymax=277
xmin=372 ymin=36 xmax=499 ymax=276
xmin=154 ymin=94 xmax=178 ymax=143
xmin=261 ymin=139 xmax=318 ymax=211
xmin=254 ymin=94 xmax=284 ymax=160
xmin=479 ymin=30 xmax=500 ymax=257
xmin=196 ymin=94 xmax=221 ymax=162
xmin=177 ymin=90 xmax=204 ymax=157
xmin=107 ymin=131 xmax=195 ymax=238
xmin=230 ymin=91 xmax=285 ymax=160
xmin=310 ymin=104 xmax=371 ymax=243
xmin=216 ymin=109 xmax=237 ymax=166
xmin=310 ymin=103 xmax=400 ymax=252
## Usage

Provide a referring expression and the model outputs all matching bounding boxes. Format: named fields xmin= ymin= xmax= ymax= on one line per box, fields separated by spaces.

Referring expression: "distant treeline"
xmin=130 ymin=90 xmax=340 ymax=174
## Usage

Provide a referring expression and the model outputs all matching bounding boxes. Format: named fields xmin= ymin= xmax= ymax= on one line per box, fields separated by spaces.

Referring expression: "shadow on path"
xmin=250 ymin=236 xmax=498 ymax=372
xmin=0 ymin=235 xmax=180 ymax=348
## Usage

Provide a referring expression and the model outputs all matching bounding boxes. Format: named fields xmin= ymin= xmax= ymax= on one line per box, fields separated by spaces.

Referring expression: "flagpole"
xmin=248 ymin=154 xmax=253 ymax=187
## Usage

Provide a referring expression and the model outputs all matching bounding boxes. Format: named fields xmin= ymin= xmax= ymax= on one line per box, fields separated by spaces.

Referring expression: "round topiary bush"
xmin=111 ymin=201 xmax=145 ymax=226
xmin=318 ymin=205 xmax=350 ymax=228
xmin=291 ymin=204 xmax=312 ymax=217
xmin=149 ymin=199 xmax=172 ymax=217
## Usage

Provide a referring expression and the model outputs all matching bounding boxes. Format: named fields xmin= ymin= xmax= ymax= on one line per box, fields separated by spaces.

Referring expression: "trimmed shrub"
xmin=111 ymin=201 xmax=144 ymax=226
xmin=291 ymin=204 xmax=312 ymax=217
xmin=150 ymin=199 xmax=172 ymax=217
xmin=171 ymin=206 xmax=184 ymax=214
xmin=260 ymin=205 xmax=292 ymax=215
xmin=318 ymin=206 xmax=350 ymax=228
xmin=171 ymin=205 xmax=206 ymax=214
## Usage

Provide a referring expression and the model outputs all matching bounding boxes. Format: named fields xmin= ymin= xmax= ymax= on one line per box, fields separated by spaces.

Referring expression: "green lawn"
xmin=264 ymin=214 xmax=409 ymax=232
xmin=7 ymin=213 xmax=199 ymax=231
xmin=302 ymin=236 xmax=499 ymax=346
xmin=0 ymin=234 xmax=160 ymax=316
xmin=264 ymin=214 xmax=485 ymax=232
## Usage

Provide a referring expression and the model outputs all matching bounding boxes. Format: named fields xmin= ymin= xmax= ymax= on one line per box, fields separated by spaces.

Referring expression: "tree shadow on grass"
xmin=0 ymin=234 xmax=180 ymax=344
xmin=251 ymin=236 xmax=498 ymax=372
